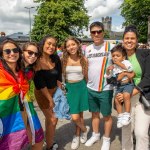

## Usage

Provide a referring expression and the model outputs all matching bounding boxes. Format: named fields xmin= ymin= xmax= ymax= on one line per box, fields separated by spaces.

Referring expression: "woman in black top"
xmin=34 ymin=35 xmax=62 ymax=150
xmin=116 ymin=26 xmax=150 ymax=150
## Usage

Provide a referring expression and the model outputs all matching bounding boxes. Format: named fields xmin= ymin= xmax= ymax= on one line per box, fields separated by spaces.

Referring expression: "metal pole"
xmin=25 ymin=7 xmax=35 ymax=42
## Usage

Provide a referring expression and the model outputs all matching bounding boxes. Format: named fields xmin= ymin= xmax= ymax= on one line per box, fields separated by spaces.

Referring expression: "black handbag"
xmin=139 ymin=88 xmax=150 ymax=110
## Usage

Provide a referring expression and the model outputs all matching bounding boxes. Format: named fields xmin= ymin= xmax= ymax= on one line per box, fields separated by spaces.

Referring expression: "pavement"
xmin=34 ymin=102 xmax=122 ymax=150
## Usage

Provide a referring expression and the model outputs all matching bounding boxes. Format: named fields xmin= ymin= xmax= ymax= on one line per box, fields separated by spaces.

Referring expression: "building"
xmin=0 ymin=32 xmax=29 ymax=45
xmin=102 ymin=16 xmax=112 ymax=31
xmin=102 ymin=16 xmax=123 ymax=40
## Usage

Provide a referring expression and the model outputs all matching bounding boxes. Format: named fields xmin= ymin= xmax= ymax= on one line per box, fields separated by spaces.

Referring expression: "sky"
xmin=0 ymin=0 xmax=125 ymax=36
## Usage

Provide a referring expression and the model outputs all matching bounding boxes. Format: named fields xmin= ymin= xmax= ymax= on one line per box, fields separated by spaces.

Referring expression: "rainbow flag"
xmin=0 ymin=62 xmax=29 ymax=150
xmin=24 ymin=92 xmax=44 ymax=144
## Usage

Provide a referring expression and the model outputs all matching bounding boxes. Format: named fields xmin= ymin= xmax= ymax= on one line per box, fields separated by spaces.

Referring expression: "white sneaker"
xmin=122 ymin=112 xmax=131 ymax=126
xmin=117 ymin=114 xmax=123 ymax=128
xmin=80 ymin=126 xmax=90 ymax=144
xmin=71 ymin=135 xmax=80 ymax=149
xmin=101 ymin=136 xmax=110 ymax=150
xmin=85 ymin=132 xmax=100 ymax=146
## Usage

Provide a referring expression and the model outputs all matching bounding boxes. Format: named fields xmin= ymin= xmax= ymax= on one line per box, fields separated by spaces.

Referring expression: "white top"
xmin=85 ymin=42 xmax=115 ymax=91
xmin=113 ymin=60 xmax=133 ymax=81
xmin=105 ymin=60 xmax=133 ymax=82
xmin=66 ymin=66 xmax=84 ymax=81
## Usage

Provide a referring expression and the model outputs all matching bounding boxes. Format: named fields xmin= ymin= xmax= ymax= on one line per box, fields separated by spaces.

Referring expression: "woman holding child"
xmin=117 ymin=25 xmax=150 ymax=150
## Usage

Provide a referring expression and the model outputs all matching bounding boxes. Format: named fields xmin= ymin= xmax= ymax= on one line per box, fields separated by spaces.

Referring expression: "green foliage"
xmin=104 ymin=30 xmax=110 ymax=39
xmin=31 ymin=0 xmax=89 ymax=45
xmin=120 ymin=0 xmax=150 ymax=43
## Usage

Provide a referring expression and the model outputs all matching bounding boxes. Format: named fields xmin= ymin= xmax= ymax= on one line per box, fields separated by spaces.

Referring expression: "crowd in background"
xmin=0 ymin=21 xmax=150 ymax=150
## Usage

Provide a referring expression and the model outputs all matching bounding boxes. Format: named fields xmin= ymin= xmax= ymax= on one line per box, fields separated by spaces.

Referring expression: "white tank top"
xmin=66 ymin=66 xmax=84 ymax=81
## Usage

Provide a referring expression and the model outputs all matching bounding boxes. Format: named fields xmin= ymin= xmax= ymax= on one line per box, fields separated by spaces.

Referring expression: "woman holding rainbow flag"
xmin=0 ymin=39 xmax=44 ymax=150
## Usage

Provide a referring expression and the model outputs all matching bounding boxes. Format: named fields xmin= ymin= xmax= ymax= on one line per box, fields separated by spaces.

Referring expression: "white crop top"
xmin=66 ymin=66 xmax=84 ymax=81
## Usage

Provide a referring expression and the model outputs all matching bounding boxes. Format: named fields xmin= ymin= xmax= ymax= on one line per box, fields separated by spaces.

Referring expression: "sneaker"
xmin=85 ymin=132 xmax=100 ymax=146
xmin=122 ymin=112 xmax=131 ymax=126
xmin=71 ymin=135 xmax=80 ymax=149
xmin=80 ymin=126 xmax=90 ymax=144
xmin=117 ymin=114 xmax=123 ymax=128
xmin=46 ymin=142 xmax=58 ymax=150
xmin=101 ymin=136 xmax=110 ymax=150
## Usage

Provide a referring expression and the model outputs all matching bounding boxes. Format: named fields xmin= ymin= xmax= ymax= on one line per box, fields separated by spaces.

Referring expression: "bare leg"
xmin=103 ymin=115 xmax=112 ymax=137
xmin=74 ymin=112 xmax=84 ymax=136
xmin=115 ymin=96 xmax=123 ymax=114
xmin=42 ymin=108 xmax=58 ymax=149
xmin=92 ymin=112 xmax=100 ymax=133
xmin=71 ymin=113 xmax=87 ymax=133
xmin=123 ymin=92 xmax=131 ymax=113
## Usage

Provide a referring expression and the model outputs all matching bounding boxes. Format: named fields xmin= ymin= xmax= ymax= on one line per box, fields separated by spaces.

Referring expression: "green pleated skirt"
xmin=66 ymin=79 xmax=89 ymax=114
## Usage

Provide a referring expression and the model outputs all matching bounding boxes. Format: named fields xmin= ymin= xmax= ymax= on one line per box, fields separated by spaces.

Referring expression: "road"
xmin=34 ymin=102 xmax=122 ymax=150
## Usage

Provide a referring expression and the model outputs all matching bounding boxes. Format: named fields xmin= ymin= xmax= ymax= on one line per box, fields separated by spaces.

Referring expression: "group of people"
xmin=0 ymin=21 xmax=150 ymax=150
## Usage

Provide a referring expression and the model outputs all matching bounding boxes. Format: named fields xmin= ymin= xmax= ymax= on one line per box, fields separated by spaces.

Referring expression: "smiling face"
xmin=90 ymin=26 xmax=104 ymax=46
xmin=43 ymin=38 xmax=56 ymax=55
xmin=23 ymin=44 xmax=38 ymax=66
xmin=66 ymin=39 xmax=79 ymax=56
xmin=2 ymin=42 xmax=19 ymax=65
xmin=123 ymin=32 xmax=138 ymax=52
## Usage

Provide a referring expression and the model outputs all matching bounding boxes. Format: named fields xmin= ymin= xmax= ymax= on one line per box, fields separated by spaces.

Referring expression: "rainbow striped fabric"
xmin=0 ymin=62 xmax=44 ymax=149
xmin=24 ymin=92 xmax=44 ymax=145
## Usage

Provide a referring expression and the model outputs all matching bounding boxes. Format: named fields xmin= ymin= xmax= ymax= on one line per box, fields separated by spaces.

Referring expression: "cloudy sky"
xmin=0 ymin=0 xmax=124 ymax=36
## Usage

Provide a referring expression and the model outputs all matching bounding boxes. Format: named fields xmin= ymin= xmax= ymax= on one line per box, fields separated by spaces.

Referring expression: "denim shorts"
xmin=115 ymin=83 xmax=134 ymax=95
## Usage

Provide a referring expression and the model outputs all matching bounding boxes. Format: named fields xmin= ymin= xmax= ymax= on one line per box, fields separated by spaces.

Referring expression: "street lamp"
xmin=25 ymin=6 xmax=35 ymax=41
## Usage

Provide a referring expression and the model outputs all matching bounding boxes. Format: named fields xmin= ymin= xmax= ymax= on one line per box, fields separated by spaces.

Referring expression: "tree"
xmin=31 ymin=0 xmax=89 ymax=45
xmin=104 ymin=30 xmax=110 ymax=39
xmin=120 ymin=0 xmax=150 ymax=43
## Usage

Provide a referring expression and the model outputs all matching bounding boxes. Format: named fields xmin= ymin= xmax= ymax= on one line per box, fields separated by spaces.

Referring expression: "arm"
xmin=137 ymin=54 xmax=150 ymax=90
xmin=106 ymin=65 xmax=114 ymax=76
xmin=114 ymin=61 xmax=127 ymax=70
xmin=83 ymin=57 xmax=88 ymax=82
xmin=117 ymin=71 xmax=135 ymax=81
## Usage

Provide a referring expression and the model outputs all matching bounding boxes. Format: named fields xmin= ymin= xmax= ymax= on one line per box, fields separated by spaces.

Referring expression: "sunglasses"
xmin=24 ymin=50 xmax=39 ymax=57
xmin=91 ymin=30 xmax=103 ymax=35
xmin=3 ymin=48 xmax=19 ymax=55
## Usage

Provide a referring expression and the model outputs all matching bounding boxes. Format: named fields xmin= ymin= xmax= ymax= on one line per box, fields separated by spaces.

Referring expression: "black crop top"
xmin=33 ymin=55 xmax=62 ymax=90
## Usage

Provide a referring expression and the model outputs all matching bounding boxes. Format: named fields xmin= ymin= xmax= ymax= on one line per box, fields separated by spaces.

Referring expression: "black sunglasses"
xmin=3 ymin=48 xmax=19 ymax=55
xmin=24 ymin=50 xmax=39 ymax=57
xmin=91 ymin=30 xmax=103 ymax=35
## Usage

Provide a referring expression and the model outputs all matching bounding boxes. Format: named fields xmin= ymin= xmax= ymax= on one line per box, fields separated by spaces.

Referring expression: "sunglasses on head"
xmin=24 ymin=50 xmax=39 ymax=57
xmin=3 ymin=48 xmax=19 ymax=55
xmin=91 ymin=30 xmax=103 ymax=35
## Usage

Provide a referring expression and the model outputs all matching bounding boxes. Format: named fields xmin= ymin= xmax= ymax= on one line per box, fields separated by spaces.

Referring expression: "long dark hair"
xmin=0 ymin=38 xmax=22 ymax=80
xmin=38 ymin=35 xmax=58 ymax=62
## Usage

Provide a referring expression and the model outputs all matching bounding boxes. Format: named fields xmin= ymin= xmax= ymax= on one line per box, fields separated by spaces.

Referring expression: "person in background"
xmin=84 ymin=21 xmax=114 ymax=150
xmin=22 ymin=42 xmax=44 ymax=150
xmin=116 ymin=25 xmax=150 ymax=150
xmin=33 ymin=35 xmax=62 ymax=150
xmin=106 ymin=44 xmax=134 ymax=128
xmin=62 ymin=37 xmax=89 ymax=150
xmin=0 ymin=39 xmax=29 ymax=150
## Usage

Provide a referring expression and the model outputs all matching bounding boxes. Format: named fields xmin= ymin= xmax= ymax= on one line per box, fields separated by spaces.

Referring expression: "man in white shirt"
xmin=84 ymin=21 xmax=114 ymax=150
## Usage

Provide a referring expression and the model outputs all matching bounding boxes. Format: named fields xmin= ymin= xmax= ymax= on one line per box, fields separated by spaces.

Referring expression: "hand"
xmin=116 ymin=93 xmax=124 ymax=102
xmin=107 ymin=65 xmax=114 ymax=71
